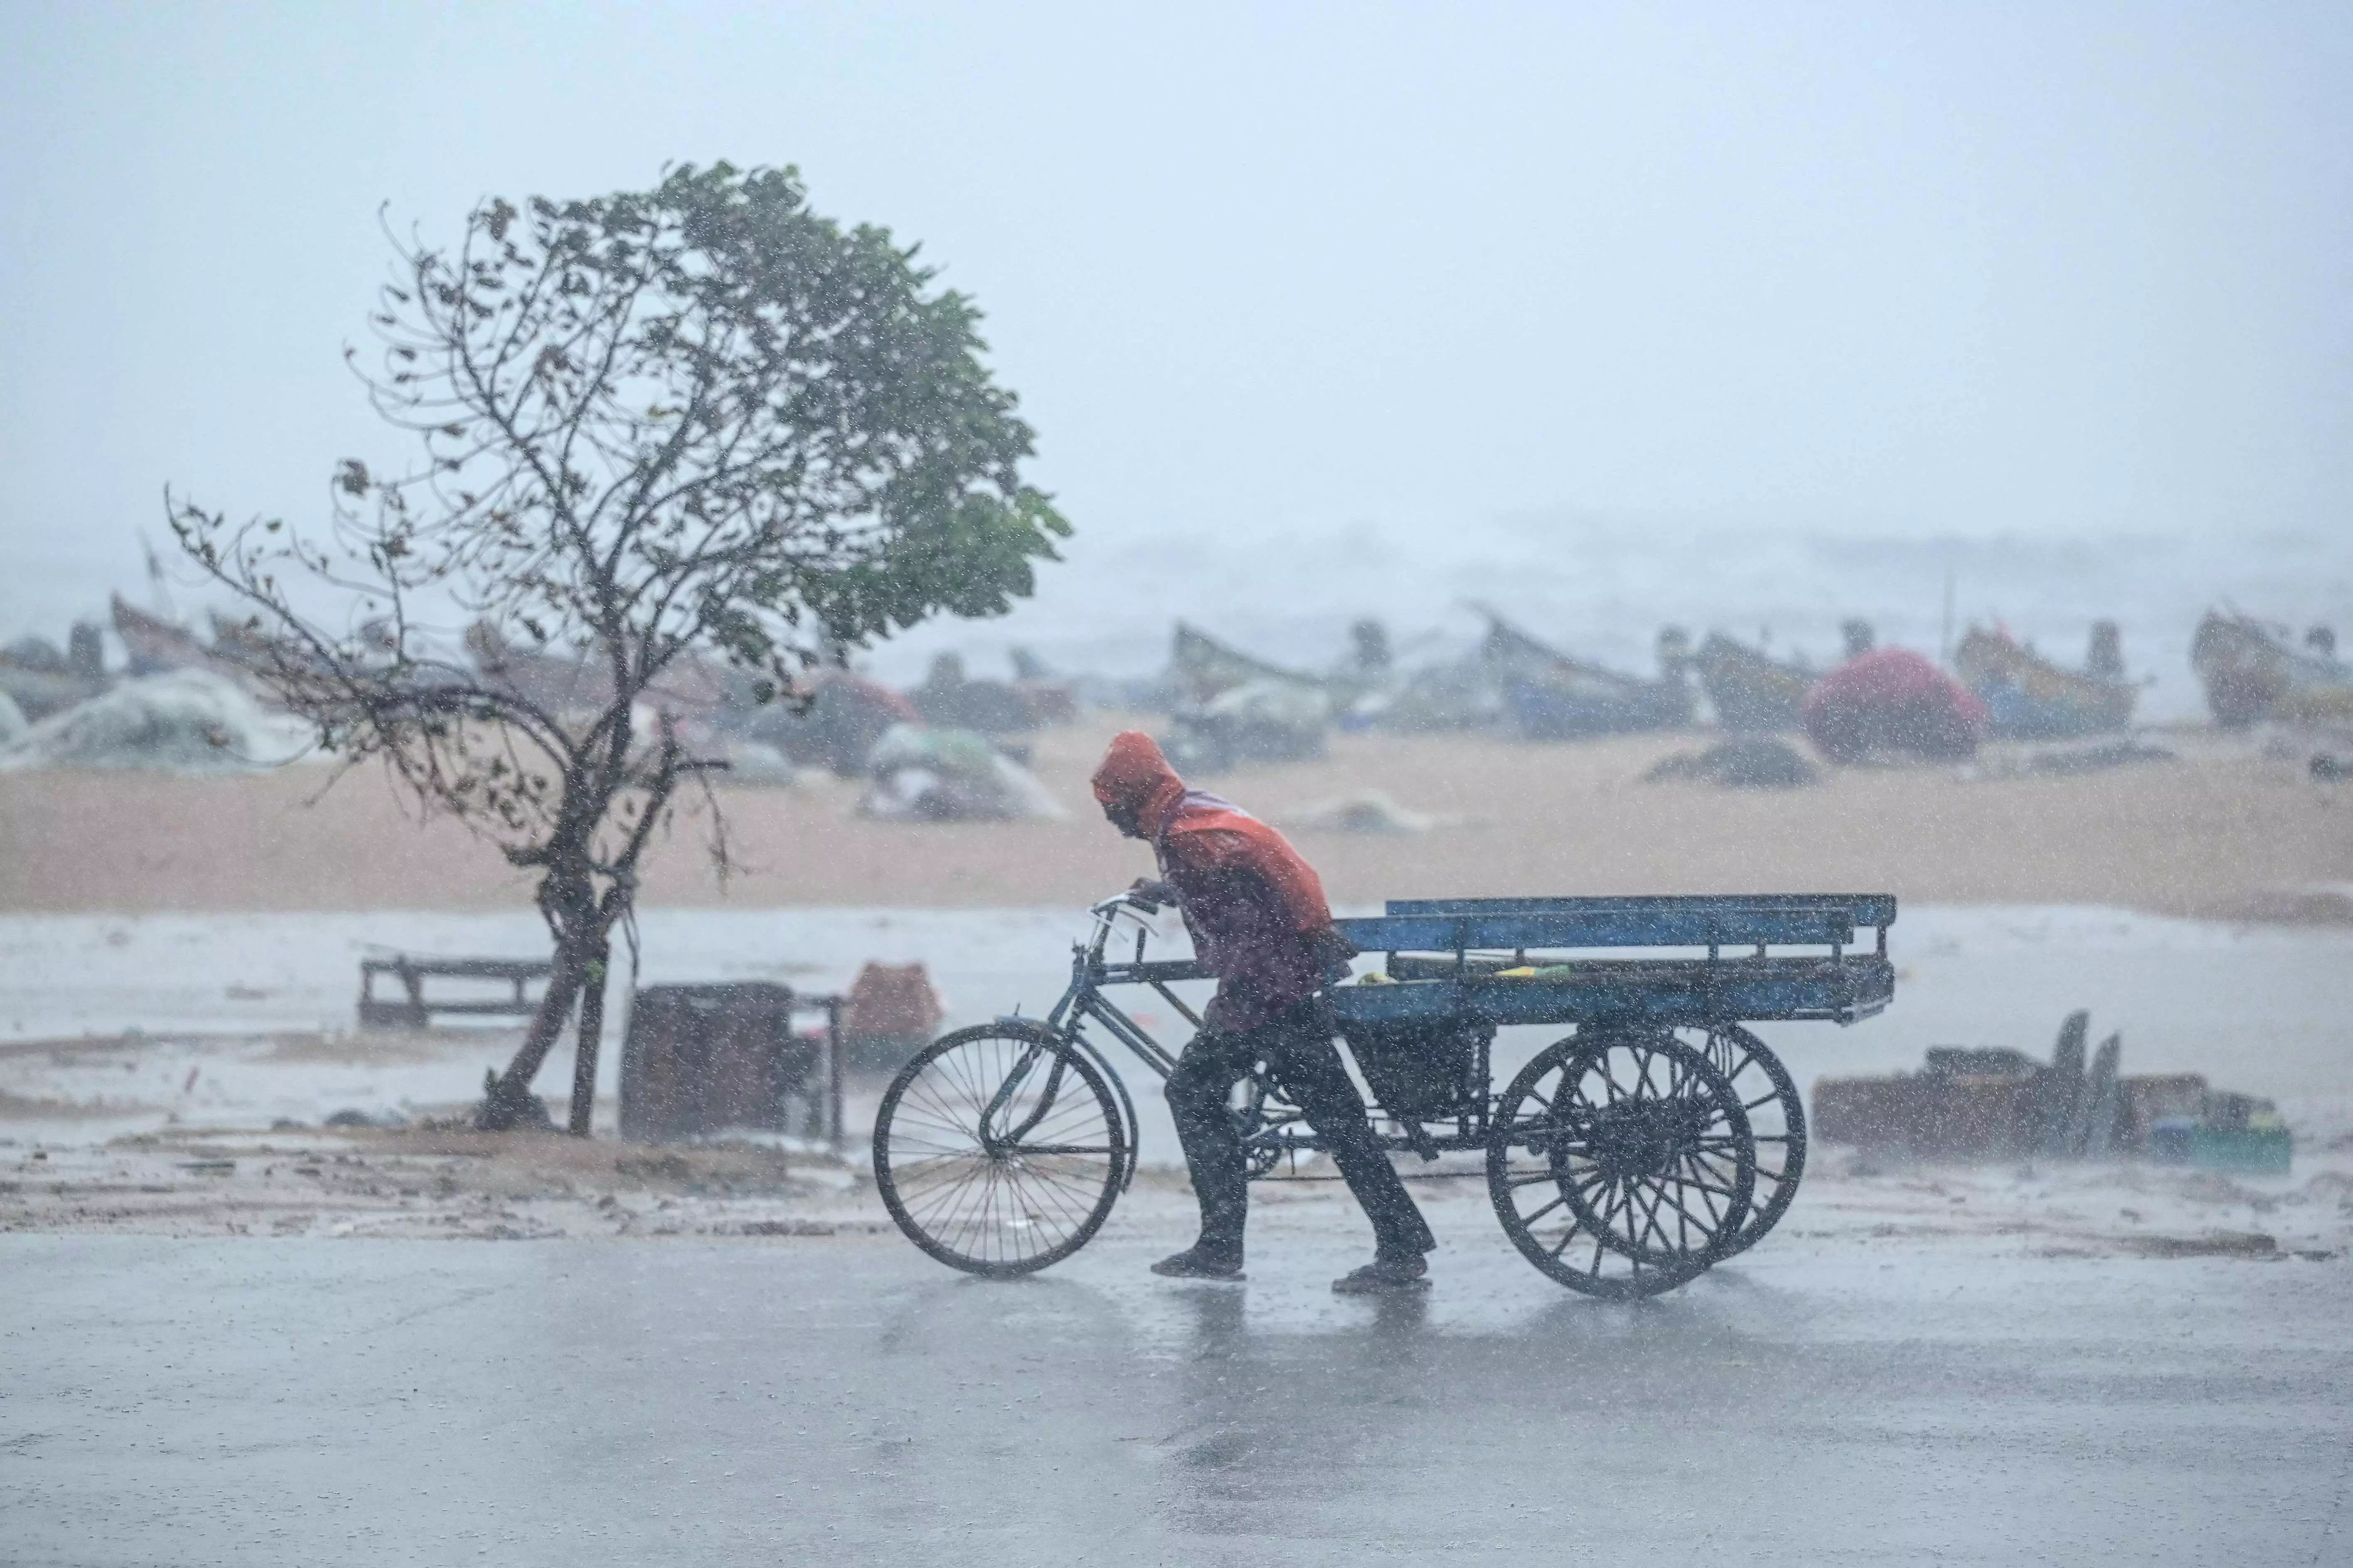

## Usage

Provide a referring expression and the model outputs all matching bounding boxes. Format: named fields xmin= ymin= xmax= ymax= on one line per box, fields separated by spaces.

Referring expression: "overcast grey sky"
xmin=2 ymin=1 xmax=2348 ymax=638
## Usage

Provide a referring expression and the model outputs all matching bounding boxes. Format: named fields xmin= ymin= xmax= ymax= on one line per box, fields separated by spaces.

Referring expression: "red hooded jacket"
xmin=1091 ymin=731 xmax=1342 ymax=1032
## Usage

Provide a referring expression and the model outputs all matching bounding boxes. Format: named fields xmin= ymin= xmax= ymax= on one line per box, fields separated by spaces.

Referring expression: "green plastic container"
xmin=2191 ymin=1125 xmax=2293 ymax=1175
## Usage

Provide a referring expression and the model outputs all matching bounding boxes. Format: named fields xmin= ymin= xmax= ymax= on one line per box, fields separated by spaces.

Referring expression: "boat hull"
xmin=1955 ymin=627 xmax=2134 ymax=740
xmin=1696 ymin=634 xmax=1814 ymax=732
xmin=2189 ymin=612 xmax=2352 ymax=729
xmin=1504 ymin=677 xmax=1689 ymax=740
xmin=1481 ymin=613 xmax=1693 ymax=740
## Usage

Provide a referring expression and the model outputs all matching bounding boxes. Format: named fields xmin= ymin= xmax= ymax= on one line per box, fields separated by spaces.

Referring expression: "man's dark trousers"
xmin=1165 ymin=997 xmax=1436 ymax=1261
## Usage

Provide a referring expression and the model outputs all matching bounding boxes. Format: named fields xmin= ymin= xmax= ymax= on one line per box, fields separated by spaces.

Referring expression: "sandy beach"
xmin=2 ymin=719 xmax=2347 ymax=919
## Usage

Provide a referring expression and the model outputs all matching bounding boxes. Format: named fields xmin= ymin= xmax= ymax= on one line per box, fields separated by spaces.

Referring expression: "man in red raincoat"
xmin=1091 ymin=731 xmax=1436 ymax=1292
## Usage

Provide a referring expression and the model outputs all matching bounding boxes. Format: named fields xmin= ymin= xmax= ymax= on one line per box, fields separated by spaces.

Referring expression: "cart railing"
xmin=1078 ymin=893 xmax=1899 ymax=1027
xmin=1344 ymin=893 xmax=1895 ymax=958
xmin=1327 ymin=893 xmax=1898 ymax=1027
xmin=1384 ymin=892 xmax=1898 ymax=926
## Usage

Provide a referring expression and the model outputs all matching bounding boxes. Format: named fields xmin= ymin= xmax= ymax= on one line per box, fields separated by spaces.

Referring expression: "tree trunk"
xmin=477 ymin=944 xmax=586 ymax=1131
xmin=479 ymin=859 xmax=608 ymax=1132
xmin=566 ymin=944 xmax=610 ymax=1136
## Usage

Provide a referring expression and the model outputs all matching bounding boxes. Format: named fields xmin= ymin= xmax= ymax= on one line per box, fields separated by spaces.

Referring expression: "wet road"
xmin=5 ymin=1209 xmax=2348 ymax=1566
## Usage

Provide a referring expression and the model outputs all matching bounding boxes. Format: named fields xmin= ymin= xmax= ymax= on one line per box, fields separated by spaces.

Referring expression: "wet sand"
xmin=1 ymin=719 xmax=2346 ymax=918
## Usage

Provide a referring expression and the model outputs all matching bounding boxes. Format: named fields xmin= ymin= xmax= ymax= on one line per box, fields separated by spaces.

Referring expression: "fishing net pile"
xmin=0 ymin=670 xmax=315 ymax=774
xmin=857 ymin=723 xmax=1065 ymax=821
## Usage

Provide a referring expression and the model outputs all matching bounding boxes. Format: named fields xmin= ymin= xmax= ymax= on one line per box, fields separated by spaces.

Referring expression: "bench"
xmin=358 ymin=955 xmax=554 ymax=1030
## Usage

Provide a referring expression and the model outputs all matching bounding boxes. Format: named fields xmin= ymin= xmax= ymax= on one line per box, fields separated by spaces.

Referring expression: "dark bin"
xmin=619 ymin=983 xmax=835 ymax=1143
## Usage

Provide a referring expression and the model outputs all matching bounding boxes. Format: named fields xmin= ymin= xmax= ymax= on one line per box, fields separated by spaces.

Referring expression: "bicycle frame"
xmin=1043 ymin=899 xmax=1196 ymax=1069
xmin=1015 ymin=896 xmax=1494 ymax=1177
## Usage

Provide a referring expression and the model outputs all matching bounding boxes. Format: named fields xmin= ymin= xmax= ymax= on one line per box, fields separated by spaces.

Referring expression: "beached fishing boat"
xmin=1167 ymin=621 xmax=1327 ymax=705
xmin=1694 ymin=633 xmax=1815 ymax=732
xmin=1481 ymin=612 xmax=1692 ymax=740
xmin=1157 ymin=623 xmax=1333 ymax=770
xmin=1954 ymin=623 xmax=2136 ymax=739
xmin=2189 ymin=611 xmax=2352 ymax=728
xmin=111 ymin=593 xmax=217 ymax=676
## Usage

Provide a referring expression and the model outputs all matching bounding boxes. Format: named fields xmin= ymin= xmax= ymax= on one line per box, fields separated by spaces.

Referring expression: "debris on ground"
xmin=1814 ymin=1009 xmax=2291 ymax=1171
xmin=1960 ymin=737 xmax=2177 ymax=781
xmin=2116 ymin=1230 xmax=2280 ymax=1259
xmin=3 ymin=1122 xmax=2342 ymax=1259
xmin=857 ymin=723 xmax=1065 ymax=821
xmin=1280 ymin=789 xmax=1471 ymax=833
xmin=0 ymin=1125 xmax=871 ymax=1241
xmin=1642 ymin=737 xmax=1820 ymax=789
xmin=0 ymin=669 xmax=315 ymax=773
xmin=2020 ymin=737 xmax=2176 ymax=776
xmin=322 ymin=1107 xmax=411 ymax=1130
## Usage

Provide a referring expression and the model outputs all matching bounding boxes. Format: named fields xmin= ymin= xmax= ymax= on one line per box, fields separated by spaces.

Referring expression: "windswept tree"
xmin=173 ymin=163 xmax=1067 ymax=1130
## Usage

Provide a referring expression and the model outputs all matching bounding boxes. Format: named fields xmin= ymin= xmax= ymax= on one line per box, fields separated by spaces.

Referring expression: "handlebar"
xmin=1083 ymin=890 xmax=1169 ymax=962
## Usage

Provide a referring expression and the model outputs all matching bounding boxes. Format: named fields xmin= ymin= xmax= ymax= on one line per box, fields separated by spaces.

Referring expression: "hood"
xmin=1090 ymin=730 xmax=1188 ymax=835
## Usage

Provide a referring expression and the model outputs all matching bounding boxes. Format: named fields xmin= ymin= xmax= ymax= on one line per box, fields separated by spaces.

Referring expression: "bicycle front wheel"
xmin=873 ymin=1023 xmax=1129 ymax=1278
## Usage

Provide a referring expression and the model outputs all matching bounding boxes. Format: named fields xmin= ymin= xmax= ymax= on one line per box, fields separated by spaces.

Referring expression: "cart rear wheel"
xmin=1687 ymin=1024 xmax=1805 ymax=1258
xmin=1487 ymin=1027 xmax=1755 ymax=1297
xmin=874 ymin=1024 xmax=1127 ymax=1278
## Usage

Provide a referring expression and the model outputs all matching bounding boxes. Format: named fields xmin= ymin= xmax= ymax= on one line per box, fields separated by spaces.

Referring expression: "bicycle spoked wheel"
xmin=874 ymin=1024 xmax=1128 ymax=1278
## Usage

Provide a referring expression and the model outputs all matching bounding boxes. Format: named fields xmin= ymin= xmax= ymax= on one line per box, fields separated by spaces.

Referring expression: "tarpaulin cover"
xmin=1803 ymin=648 xmax=1989 ymax=762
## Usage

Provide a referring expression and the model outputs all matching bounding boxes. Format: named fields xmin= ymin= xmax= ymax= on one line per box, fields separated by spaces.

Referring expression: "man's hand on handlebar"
xmin=1125 ymin=878 xmax=1176 ymax=913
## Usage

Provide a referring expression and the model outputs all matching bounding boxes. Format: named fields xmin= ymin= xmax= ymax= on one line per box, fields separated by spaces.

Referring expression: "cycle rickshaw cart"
xmin=874 ymin=892 xmax=1896 ymax=1298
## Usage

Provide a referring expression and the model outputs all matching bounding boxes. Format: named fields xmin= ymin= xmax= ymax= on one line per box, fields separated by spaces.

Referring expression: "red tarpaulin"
xmin=1803 ymin=648 xmax=1989 ymax=762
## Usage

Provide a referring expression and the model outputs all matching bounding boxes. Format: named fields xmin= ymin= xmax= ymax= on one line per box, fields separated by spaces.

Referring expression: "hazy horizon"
xmin=4 ymin=1 xmax=2348 ymax=650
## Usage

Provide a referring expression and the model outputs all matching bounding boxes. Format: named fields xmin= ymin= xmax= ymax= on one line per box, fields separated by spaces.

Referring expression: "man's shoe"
xmin=1151 ymin=1246 xmax=1244 ymax=1280
xmin=1332 ymin=1253 xmax=1430 ymax=1294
